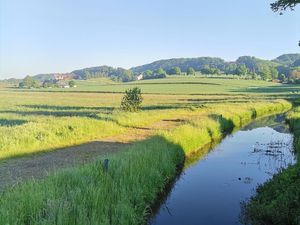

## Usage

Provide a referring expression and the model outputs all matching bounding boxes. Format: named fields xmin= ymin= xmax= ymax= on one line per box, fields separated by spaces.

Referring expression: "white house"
xmin=137 ymin=74 xmax=143 ymax=80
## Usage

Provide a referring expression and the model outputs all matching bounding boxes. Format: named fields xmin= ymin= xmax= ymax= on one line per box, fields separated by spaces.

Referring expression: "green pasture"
xmin=4 ymin=76 xmax=300 ymax=96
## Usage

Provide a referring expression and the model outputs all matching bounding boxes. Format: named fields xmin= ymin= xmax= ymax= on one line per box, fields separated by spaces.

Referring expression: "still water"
xmin=150 ymin=114 xmax=296 ymax=225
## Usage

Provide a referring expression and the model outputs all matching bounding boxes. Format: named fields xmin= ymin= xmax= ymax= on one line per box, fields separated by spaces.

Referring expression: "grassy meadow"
xmin=0 ymin=99 xmax=292 ymax=225
xmin=6 ymin=76 xmax=300 ymax=96
xmin=1 ymin=76 xmax=298 ymax=159
xmin=0 ymin=76 xmax=299 ymax=224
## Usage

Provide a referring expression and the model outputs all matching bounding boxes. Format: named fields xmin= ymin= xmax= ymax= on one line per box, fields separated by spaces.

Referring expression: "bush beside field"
xmin=0 ymin=100 xmax=292 ymax=225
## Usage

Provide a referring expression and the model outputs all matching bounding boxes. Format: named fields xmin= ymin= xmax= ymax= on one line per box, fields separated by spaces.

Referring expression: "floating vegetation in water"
xmin=251 ymin=138 xmax=294 ymax=172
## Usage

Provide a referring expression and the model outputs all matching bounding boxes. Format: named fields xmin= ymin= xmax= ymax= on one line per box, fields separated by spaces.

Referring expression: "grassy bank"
xmin=243 ymin=107 xmax=300 ymax=225
xmin=0 ymin=101 xmax=292 ymax=225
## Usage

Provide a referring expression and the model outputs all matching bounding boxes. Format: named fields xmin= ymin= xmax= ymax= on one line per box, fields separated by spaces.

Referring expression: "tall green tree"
xmin=187 ymin=67 xmax=195 ymax=75
xmin=169 ymin=67 xmax=181 ymax=75
xmin=236 ymin=64 xmax=248 ymax=76
xmin=156 ymin=68 xmax=167 ymax=76
xmin=270 ymin=67 xmax=279 ymax=79
xmin=260 ymin=66 xmax=272 ymax=80
xmin=19 ymin=75 xmax=39 ymax=88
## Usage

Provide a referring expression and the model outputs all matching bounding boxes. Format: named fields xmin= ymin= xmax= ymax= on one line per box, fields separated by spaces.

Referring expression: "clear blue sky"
xmin=0 ymin=0 xmax=299 ymax=79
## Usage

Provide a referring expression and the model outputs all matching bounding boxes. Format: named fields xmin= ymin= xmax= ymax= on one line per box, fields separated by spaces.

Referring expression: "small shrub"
xmin=68 ymin=80 xmax=75 ymax=87
xmin=121 ymin=87 xmax=143 ymax=112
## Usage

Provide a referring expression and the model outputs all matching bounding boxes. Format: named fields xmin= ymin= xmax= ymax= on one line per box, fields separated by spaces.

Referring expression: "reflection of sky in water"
xmin=150 ymin=115 xmax=295 ymax=225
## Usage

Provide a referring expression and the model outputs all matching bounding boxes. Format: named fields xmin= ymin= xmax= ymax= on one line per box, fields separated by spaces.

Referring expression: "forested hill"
xmin=71 ymin=66 xmax=133 ymax=82
xmin=131 ymin=57 xmax=227 ymax=74
xmin=131 ymin=54 xmax=300 ymax=74
xmin=23 ymin=53 xmax=300 ymax=83
xmin=272 ymin=54 xmax=300 ymax=66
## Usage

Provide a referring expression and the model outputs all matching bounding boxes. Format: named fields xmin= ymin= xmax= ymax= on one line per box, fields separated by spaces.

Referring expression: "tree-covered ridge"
xmin=16 ymin=53 xmax=299 ymax=85
xmin=71 ymin=66 xmax=134 ymax=82
xmin=131 ymin=57 xmax=227 ymax=74
xmin=272 ymin=53 xmax=300 ymax=65
xmin=130 ymin=53 xmax=300 ymax=81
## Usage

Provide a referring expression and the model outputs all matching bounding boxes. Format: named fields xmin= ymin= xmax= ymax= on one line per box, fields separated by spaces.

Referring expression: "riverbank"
xmin=244 ymin=107 xmax=300 ymax=225
xmin=0 ymin=100 xmax=292 ymax=225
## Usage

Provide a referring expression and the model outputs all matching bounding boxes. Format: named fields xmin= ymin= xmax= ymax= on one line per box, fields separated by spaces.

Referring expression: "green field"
xmin=6 ymin=76 xmax=300 ymax=96
xmin=0 ymin=76 xmax=299 ymax=224
xmin=1 ymin=77 xmax=299 ymax=159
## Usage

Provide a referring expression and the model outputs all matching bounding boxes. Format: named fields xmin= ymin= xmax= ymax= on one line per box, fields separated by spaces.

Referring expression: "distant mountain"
xmin=272 ymin=53 xmax=300 ymax=66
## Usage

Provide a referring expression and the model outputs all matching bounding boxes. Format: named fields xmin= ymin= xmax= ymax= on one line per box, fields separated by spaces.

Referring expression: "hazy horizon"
xmin=1 ymin=0 xmax=299 ymax=79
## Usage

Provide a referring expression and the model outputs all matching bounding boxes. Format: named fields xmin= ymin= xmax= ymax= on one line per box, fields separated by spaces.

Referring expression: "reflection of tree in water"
xmin=243 ymin=114 xmax=290 ymax=133
xmin=250 ymin=136 xmax=295 ymax=175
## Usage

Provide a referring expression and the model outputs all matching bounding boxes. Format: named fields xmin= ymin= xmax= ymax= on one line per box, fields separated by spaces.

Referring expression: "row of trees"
xmin=142 ymin=67 xmax=196 ymax=79
xmin=137 ymin=55 xmax=300 ymax=82
xmin=140 ymin=63 xmax=300 ymax=82
xmin=131 ymin=54 xmax=300 ymax=82
xmin=19 ymin=76 xmax=76 ymax=89
xmin=71 ymin=66 xmax=135 ymax=82
xmin=18 ymin=76 xmax=40 ymax=88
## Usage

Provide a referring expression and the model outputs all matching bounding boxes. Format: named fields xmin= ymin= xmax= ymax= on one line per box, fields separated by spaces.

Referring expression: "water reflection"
xmin=149 ymin=114 xmax=296 ymax=225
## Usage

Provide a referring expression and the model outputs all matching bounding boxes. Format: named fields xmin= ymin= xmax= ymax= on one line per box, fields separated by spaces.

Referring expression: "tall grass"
xmin=163 ymin=100 xmax=291 ymax=156
xmin=0 ymin=136 xmax=184 ymax=225
xmin=0 ymin=117 xmax=125 ymax=159
xmin=0 ymin=101 xmax=292 ymax=225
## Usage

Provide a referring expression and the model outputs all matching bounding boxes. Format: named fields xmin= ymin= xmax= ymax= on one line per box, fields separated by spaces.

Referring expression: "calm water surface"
xmin=149 ymin=114 xmax=296 ymax=225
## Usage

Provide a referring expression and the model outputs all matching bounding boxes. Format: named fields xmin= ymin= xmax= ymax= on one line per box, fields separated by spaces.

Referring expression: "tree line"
xmin=16 ymin=53 xmax=300 ymax=88
xmin=132 ymin=54 xmax=300 ymax=83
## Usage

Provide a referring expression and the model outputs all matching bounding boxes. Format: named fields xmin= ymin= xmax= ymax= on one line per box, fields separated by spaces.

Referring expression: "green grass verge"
xmin=0 ymin=117 xmax=125 ymax=160
xmin=0 ymin=101 xmax=292 ymax=225
xmin=243 ymin=107 xmax=300 ymax=225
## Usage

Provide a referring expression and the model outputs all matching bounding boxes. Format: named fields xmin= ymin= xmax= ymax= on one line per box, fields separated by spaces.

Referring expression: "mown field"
xmin=6 ymin=76 xmax=300 ymax=95
xmin=0 ymin=77 xmax=299 ymax=224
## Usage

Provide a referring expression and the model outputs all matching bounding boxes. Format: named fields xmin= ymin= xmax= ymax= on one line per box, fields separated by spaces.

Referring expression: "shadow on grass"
xmin=0 ymin=135 xmax=188 ymax=225
xmin=209 ymin=114 xmax=235 ymax=134
xmin=21 ymin=104 xmax=193 ymax=111
xmin=124 ymin=82 xmax=221 ymax=86
xmin=20 ymin=104 xmax=115 ymax=112
xmin=0 ymin=140 xmax=128 ymax=192
xmin=0 ymin=110 xmax=110 ymax=120
xmin=232 ymin=84 xmax=300 ymax=94
xmin=0 ymin=119 xmax=28 ymax=127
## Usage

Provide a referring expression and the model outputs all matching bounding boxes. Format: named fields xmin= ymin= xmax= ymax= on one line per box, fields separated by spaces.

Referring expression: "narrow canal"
xmin=149 ymin=114 xmax=296 ymax=225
